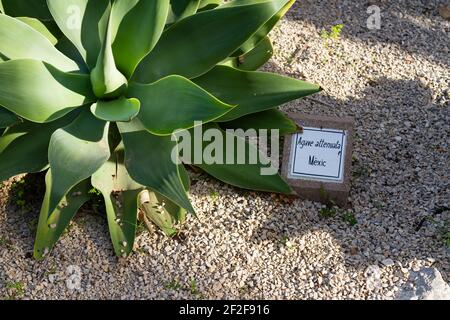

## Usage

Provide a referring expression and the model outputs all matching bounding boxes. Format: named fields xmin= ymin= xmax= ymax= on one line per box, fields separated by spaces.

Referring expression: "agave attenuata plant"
xmin=0 ymin=0 xmax=320 ymax=259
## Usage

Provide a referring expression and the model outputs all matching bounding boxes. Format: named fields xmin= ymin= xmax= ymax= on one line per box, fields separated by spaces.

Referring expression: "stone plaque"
xmin=281 ymin=113 xmax=354 ymax=206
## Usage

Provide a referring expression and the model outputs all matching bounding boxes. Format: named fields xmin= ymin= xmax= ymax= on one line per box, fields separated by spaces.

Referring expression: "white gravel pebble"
xmin=382 ymin=259 xmax=395 ymax=267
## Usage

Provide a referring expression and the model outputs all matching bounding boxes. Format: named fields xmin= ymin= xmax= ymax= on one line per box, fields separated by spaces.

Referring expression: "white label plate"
xmin=288 ymin=127 xmax=347 ymax=182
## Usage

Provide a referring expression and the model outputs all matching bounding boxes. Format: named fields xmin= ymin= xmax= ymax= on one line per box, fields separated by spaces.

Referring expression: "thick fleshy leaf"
xmin=133 ymin=0 xmax=290 ymax=83
xmin=92 ymin=149 xmax=142 ymax=257
xmin=41 ymin=20 xmax=64 ymax=42
xmin=167 ymin=0 xmax=200 ymax=23
xmin=1 ymin=0 xmax=52 ymax=20
xmin=13 ymin=18 xmax=63 ymax=46
xmin=47 ymin=110 xmax=110 ymax=216
xmin=90 ymin=14 xmax=128 ymax=99
xmin=0 ymin=107 xmax=20 ymax=129
xmin=140 ymin=190 xmax=186 ymax=237
xmin=220 ymin=108 xmax=299 ymax=135
xmin=226 ymin=0 xmax=294 ymax=56
xmin=198 ymin=0 xmax=221 ymax=11
xmin=128 ymin=76 xmax=234 ymax=135
xmin=91 ymin=97 xmax=140 ymax=122
xmin=222 ymin=36 xmax=273 ymax=71
xmin=34 ymin=173 xmax=91 ymax=260
xmin=179 ymin=164 xmax=191 ymax=191
xmin=47 ymin=0 xmax=111 ymax=69
xmin=55 ymin=36 xmax=89 ymax=73
xmin=0 ymin=112 xmax=78 ymax=181
xmin=0 ymin=15 xmax=79 ymax=72
xmin=110 ymin=0 xmax=170 ymax=78
xmin=118 ymin=119 xmax=195 ymax=213
xmin=0 ymin=59 xmax=95 ymax=123
xmin=194 ymin=65 xmax=321 ymax=121
xmin=181 ymin=124 xmax=292 ymax=193
xmin=16 ymin=17 xmax=58 ymax=45
xmin=139 ymin=162 xmax=190 ymax=232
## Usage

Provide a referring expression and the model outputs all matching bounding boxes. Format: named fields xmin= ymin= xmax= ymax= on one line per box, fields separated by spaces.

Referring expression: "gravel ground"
xmin=0 ymin=0 xmax=449 ymax=300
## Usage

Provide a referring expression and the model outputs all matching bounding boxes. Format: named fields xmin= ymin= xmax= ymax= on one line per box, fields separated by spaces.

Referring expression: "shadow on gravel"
xmin=0 ymin=173 xmax=46 ymax=255
xmin=251 ymin=71 xmax=449 ymax=280
xmin=0 ymin=173 xmax=115 ymax=262
xmin=1 ymin=1 xmax=448 ymax=296
xmin=286 ymin=0 xmax=449 ymax=68
xmin=0 ymin=73 xmax=448 ymax=296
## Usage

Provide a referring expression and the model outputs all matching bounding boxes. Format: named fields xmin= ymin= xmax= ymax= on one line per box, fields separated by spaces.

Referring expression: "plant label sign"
xmin=281 ymin=113 xmax=355 ymax=206
xmin=289 ymin=127 xmax=346 ymax=182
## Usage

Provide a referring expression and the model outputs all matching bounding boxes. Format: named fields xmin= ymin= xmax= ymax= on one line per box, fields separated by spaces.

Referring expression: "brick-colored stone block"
xmin=281 ymin=113 xmax=355 ymax=207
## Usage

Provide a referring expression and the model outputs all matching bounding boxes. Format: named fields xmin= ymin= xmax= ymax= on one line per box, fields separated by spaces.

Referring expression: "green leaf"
xmin=92 ymin=149 xmax=142 ymax=257
xmin=183 ymin=124 xmax=291 ymax=193
xmin=128 ymin=76 xmax=234 ymax=136
xmin=0 ymin=112 xmax=78 ymax=181
xmin=142 ymin=163 xmax=190 ymax=227
xmin=239 ymin=36 xmax=273 ymax=70
xmin=47 ymin=110 xmax=110 ymax=216
xmin=194 ymin=65 xmax=321 ymax=121
xmin=220 ymin=108 xmax=299 ymax=135
xmin=226 ymin=0 xmax=294 ymax=56
xmin=91 ymin=97 xmax=140 ymax=122
xmin=90 ymin=13 xmax=128 ymax=99
xmin=15 ymin=17 xmax=58 ymax=45
xmin=0 ymin=107 xmax=20 ymax=128
xmin=198 ymin=0 xmax=222 ymax=11
xmin=0 ymin=15 xmax=79 ymax=72
xmin=47 ymin=0 xmax=111 ymax=69
xmin=34 ymin=173 xmax=91 ymax=260
xmin=167 ymin=0 xmax=200 ymax=23
xmin=178 ymin=164 xmax=191 ymax=191
xmin=139 ymin=162 xmax=190 ymax=234
xmin=133 ymin=0 xmax=291 ymax=83
xmin=1 ymin=0 xmax=52 ymax=21
xmin=42 ymin=20 xmax=64 ymax=41
xmin=55 ymin=36 xmax=89 ymax=73
xmin=222 ymin=36 xmax=273 ymax=71
xmin=118 ymin=119 xmax=195 ymax=214
xmin=0 ymin=59 xmax=95 ymax=123
xmin=110 ymin=0 xmax=170 ymax=78
xmin=140 ymin=190 xmax=185 ymax=237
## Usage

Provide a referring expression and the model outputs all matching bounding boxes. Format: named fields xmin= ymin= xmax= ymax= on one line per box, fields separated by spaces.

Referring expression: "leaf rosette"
xmin=0 ymin=0 xmax=321 ymax=259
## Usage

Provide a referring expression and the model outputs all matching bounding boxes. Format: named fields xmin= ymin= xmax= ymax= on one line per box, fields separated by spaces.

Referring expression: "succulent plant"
xmin=0 ymin=0 xmax=320 ymax=259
